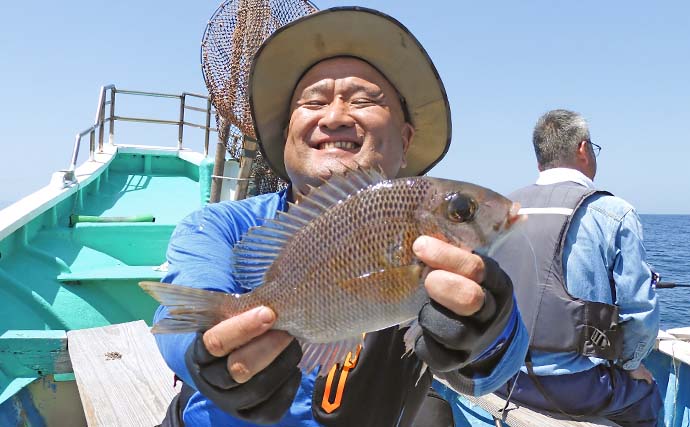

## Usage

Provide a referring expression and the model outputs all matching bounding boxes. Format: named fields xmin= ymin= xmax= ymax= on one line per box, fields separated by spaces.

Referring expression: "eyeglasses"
xmin=586 ymin=140 xmax=601 ymax=157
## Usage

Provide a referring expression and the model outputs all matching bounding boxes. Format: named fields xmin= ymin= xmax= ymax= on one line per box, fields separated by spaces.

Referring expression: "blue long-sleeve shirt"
xmin=153 ymin=188 xmax=528 ymax=426
xmin=528 ymin=168 xmax=659 ymax=376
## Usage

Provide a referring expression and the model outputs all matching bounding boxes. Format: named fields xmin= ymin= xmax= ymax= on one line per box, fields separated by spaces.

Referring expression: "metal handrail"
xmin=66 ymin=85 xmax=216 ymax=178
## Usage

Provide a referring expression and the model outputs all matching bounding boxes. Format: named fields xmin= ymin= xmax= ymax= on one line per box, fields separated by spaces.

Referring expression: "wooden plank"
xmin=463 ymin=393 xmax=621 ymax=427
xmin=0 ymin=330 xmax=72 ymax=376
xmin=67 ymin=320 xmax=179 ymax=427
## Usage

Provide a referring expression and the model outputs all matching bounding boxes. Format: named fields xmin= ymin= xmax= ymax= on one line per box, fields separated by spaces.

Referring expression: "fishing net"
xmin=202 ymin=0 xmax=318 ymax=195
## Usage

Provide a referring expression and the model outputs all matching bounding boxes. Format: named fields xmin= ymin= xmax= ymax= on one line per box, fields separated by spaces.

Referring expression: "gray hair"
xmin=532 ymin=109 xmax=591 ymax=169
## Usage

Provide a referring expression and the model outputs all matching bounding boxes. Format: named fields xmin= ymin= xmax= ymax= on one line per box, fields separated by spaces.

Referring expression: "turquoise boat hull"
xmin=0 ymin=145 xmax=215 ymax=425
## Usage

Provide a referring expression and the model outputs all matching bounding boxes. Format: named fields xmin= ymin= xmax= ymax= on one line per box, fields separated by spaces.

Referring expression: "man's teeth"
xmin=320 ymin=141 xmax=358 ymax=150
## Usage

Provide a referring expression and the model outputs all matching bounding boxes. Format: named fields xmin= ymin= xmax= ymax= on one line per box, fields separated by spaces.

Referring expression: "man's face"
xmin=588 ymin=143 xmax=598 ymax=179
xmin=581 ymin=140 xmax=597 ymax=180
xmin=284 ymin=57 xmax=414 ymax=194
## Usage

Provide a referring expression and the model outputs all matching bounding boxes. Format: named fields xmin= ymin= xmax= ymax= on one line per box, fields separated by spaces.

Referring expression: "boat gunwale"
xmin=0 ymin=144 xmax=207 ymax=242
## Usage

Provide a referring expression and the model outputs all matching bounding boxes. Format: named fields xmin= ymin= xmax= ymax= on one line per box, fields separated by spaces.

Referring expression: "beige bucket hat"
xmin=248 ymin=6 xmax=451 ymax=181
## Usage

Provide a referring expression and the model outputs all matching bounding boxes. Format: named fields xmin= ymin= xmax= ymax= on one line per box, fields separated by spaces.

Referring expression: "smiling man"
xmin=283 ymin=57 xmax=414 ymax=193
xmin=154 ymin=7 xmax=528 ymax=427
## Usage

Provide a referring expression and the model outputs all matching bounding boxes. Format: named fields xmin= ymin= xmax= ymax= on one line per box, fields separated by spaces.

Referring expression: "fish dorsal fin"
xmin=296 ymin=165 xmax=388 ymax=218
xmin=233 ymin=166 xmax=388 ymax=291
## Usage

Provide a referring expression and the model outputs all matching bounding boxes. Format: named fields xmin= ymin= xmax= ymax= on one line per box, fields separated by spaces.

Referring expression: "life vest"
xmin=506 ymin=181 xmax=622 ymax=360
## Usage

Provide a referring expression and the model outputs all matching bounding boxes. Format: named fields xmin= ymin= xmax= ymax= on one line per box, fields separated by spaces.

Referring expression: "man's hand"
xmin=411 ymin=236 xmax=516 ymax=373
xmin=185 ymin=306 xmax=302 ymax=424
xmin=628 ymin=363 xmax=654 ymax=384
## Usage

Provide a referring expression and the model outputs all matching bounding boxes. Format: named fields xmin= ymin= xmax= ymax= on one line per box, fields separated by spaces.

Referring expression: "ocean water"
xmin=640 ymin=214 xmax=690 ymax=330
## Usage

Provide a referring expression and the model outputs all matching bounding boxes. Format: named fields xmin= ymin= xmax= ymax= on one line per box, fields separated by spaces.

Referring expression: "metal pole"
xmin=234 ymin=136 xmax=257 ymax=201
xmin=109 ymin=88 xmax=116 ymax=145
xmin=89 ymin=130 xmax=95 ymax=161
xmin=98 ymin=91 xmax=105 ymax=153
xmin=69 ymin=134 xmax=81 ymax=172
xmin=178 ymin=94 xmax=186 ymax=149
xmin=204 ymin=98 xmax=212 ymax=157
xmin=209 ymin=117 xmax=231 ymax=203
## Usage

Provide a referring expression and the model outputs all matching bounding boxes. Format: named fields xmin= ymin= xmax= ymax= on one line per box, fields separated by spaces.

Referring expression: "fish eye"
xmin=446 ymin=193 xmax=477 ymax=223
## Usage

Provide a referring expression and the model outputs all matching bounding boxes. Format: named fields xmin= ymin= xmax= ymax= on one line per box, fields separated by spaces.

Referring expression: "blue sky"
xmin=1 ymin=1 xmax=688 ymax=213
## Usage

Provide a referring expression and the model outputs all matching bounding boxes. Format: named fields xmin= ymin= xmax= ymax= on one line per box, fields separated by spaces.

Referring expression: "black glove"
xmin=185 ymin=333 xmax=303 ymax=425
xmin=414 ymin=255 xmax=515 ymax=374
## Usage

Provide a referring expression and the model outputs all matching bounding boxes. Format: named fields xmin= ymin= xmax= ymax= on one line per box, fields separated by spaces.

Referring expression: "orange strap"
xmin=320 ymin=344 xmax=362 ymax=414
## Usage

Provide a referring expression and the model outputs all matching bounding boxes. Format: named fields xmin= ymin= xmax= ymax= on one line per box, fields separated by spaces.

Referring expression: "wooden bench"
xmin=463 ymin=392 xmax=622 ymax=427
xmin=67 ymin=320 xmax=180 ymax=427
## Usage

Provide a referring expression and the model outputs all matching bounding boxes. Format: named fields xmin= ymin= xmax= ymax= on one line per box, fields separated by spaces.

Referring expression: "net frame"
xmin=201 ymin=0 xmax=318 ymax=196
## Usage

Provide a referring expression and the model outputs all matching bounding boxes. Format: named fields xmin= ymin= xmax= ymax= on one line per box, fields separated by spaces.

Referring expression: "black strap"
xmin=407 ymin=387 xmax=454 ymax=427
xmin=523 ymin=350 xmax=612 ymax=420
xmin=158 ymin=383 xmax=195 ymax=427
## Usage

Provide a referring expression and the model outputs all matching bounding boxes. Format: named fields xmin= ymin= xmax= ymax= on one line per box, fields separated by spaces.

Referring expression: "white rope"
xmin=671 ymin=342 xmax=680 ymax=427
xmin=518 ymin=207 xmax=574 ymax=215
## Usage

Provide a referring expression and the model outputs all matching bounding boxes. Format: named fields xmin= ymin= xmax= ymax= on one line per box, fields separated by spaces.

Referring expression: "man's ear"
xmin=400 ymin=123 xmax=415 ymax=169
xmin=576 ymin=141 xmax=585 ymax=156
xmin=575 ymin=141 xmax=590 ymax=167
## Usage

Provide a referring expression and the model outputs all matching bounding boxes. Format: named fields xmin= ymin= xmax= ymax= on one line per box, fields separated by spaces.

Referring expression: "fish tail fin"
xmin=140 ymin=281 xmax=240 ymax=334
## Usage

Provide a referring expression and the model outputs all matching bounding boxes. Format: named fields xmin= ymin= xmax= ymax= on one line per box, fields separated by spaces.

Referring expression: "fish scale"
xmin=140 ymin=166 xmax=522 ymax=375
xmin=261 ymin=179 xmax=432 ymax=343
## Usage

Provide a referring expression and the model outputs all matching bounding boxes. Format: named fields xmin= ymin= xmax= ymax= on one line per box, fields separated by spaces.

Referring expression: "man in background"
xmin=501 ymin=109 xmax=661 ymax=426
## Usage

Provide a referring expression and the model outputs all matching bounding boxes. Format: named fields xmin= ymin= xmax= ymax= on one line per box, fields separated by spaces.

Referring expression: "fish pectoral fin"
xmin=299 ymin=337 xmax=364 ymax=376
xmin=337 ymin=264 xmax=423 ymax=303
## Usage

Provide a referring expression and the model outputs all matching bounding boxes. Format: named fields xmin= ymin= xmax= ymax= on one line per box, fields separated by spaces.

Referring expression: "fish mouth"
xmin=317 ymin=141 xmax=361 ymax=151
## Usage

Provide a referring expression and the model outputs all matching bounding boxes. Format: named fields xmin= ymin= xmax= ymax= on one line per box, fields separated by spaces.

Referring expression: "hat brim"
xmin=249 ymin=6 xmax=451 ymax=181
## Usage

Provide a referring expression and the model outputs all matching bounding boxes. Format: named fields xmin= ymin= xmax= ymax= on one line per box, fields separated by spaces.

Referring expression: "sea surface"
xmin=641 ymin=214 xmax=690 ymax=330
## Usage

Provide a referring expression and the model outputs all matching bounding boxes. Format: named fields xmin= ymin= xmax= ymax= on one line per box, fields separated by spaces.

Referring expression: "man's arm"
xmin=411 ymin=236 xmax=528 ymax=396
xmin=153 ymin=202 xmax=302 ymax=423
xmin=153 ymin=206 xmax=238 ymax=386
xmin=614 ymin=209 xmax=659 ymax=370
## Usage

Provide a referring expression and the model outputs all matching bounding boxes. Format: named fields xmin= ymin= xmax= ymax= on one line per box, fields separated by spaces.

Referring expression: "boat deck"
xmin=0 ymin=146 xmax=214 ymax=426
xmin=0 ymin=149 xmax=209 ymax=332
xmin=78 ymin=153 xmax=202 ymax=223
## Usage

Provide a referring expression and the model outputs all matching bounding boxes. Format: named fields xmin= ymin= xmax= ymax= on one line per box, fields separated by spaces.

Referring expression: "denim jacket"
xmin=528 ymin=168 xmax=659 ymax=376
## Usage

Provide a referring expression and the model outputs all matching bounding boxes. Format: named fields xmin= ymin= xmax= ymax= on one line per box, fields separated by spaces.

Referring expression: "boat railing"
xmin=65 ymin=84 xmax=216 ymax=181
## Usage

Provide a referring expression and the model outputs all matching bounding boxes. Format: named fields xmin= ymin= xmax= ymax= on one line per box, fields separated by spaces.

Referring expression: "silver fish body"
xmin=141 ymin=167 xmax=522 ymax=374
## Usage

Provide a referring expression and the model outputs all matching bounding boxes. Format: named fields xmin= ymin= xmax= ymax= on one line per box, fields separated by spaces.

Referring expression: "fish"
xmin=140 ymin=167 xmax=524 ymax=375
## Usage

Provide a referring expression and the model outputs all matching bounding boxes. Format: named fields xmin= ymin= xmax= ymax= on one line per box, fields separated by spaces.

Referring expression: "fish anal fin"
xmin=299 ymin=336 xmax=363 ymax=376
